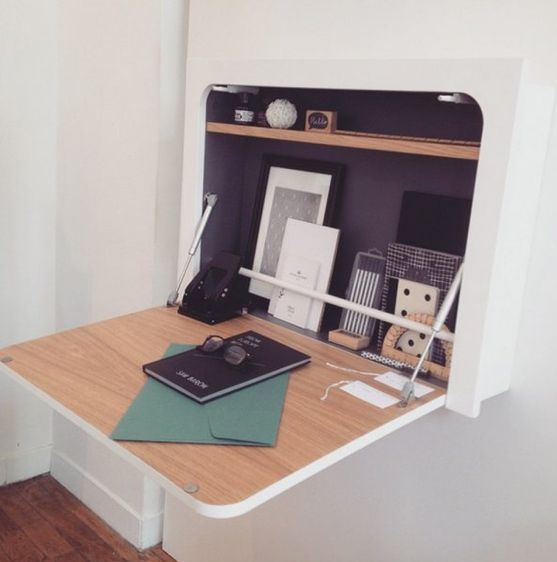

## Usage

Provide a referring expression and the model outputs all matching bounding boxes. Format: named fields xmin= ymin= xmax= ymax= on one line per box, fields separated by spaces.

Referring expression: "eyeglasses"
xmin=198 ymin=335 xmax=250 ymax=366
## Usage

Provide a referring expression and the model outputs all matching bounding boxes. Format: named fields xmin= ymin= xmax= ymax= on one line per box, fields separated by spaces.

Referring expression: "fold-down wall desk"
xmin=0 ymin=307 xmax=445 ymax=557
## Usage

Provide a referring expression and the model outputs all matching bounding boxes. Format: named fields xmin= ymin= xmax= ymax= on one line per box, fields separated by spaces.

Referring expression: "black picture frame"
xmin=246 ymin=155 xmax=343 ymax=299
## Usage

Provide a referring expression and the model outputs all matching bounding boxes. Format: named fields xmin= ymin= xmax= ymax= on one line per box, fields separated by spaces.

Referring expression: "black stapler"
xmin=178 ymin=252 xmax=247 ymax=324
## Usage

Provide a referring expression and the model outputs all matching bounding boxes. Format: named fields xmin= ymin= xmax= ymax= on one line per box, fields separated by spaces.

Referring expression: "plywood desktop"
xmin=0 ymin=307 xmax=445 ymax=517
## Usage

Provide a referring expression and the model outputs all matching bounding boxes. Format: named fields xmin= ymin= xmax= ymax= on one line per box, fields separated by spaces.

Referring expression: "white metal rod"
xmin=238 ymin=267 xmax=455 ymax=343
xmin=399 ymin=261 xmax=465 ymax=407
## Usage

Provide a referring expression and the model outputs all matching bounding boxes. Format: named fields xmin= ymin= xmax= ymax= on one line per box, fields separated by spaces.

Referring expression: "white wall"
xmin=55 ymin=0 xmax=188 ymax=331
xmin=188 ymin=0 xmax=557 ymax=83
xmin=184 ymin=2 xmax=557 ymax=561
xmin=56 ymin=0 xmax=161 ymax=330
xmin=0 ymin=0 xmax=57 ymax=347
xmin=152 ymin=0 xmax=189 ymax=305
xmin=0 ymin=0 xmax=57 ymax=485
xmin=2 ymin=0 xmax=187 ymax=336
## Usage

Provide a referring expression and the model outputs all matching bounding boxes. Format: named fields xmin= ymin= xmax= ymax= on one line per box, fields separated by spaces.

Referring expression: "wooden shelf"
xmin=206 ymin=122 xmax=480 ymax=161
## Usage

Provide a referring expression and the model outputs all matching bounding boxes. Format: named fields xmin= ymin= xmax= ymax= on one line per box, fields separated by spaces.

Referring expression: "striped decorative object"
xmin=339 ymin=250 xmax=386 ymax=337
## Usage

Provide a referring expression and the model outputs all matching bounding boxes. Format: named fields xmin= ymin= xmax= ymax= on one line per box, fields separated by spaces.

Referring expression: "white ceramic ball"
xmin=265 ymin=99 xmax=297 ymax=129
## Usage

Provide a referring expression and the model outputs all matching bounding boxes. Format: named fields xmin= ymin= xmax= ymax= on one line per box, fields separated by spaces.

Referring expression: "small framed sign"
xmin=305 ymin=110 xmax=337 ymax=133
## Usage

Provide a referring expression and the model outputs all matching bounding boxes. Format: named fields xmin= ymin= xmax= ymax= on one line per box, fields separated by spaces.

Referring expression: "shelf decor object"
xmin=233 ymin=92 xmax=255 ymax=125
xmin=305 ymin=110 xmax=337 ymax=133
xmin=247 ymin=156 xmax=343 ymax=300
xmin=265 ymin=99 xmax=298 ymax=129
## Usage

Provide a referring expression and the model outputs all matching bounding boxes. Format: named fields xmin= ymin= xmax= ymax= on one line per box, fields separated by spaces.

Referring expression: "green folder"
xmin=111 ymin=344 xmax=289 ymax=446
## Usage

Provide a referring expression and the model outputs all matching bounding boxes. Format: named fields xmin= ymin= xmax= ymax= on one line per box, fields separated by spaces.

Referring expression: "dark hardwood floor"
xmin=0 ymin=475 xmax=176 ymax=561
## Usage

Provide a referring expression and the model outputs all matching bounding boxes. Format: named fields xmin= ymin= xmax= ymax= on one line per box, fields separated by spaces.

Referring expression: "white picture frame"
xmin=248 ymin=156 xmax=342 ymax=299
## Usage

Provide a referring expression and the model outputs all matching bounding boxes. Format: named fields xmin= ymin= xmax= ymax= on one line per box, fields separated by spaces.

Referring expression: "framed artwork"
xmin=247 ymin=156 xmax=343 ymax=299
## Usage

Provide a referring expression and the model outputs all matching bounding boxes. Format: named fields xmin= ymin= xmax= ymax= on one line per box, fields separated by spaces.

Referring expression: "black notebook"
xmin=142 ymin=331 xmax=311 ymax=403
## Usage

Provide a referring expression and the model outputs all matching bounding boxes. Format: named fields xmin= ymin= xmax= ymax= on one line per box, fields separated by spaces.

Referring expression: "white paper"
xmin=274 ymin=290 xmax=312 ymax=327
xmin=340 ymin=380 xmax=399 ymax=409
xmin=270 ymin=219 xmax=340 ymax=332
xmin=374 ymin=371 xmax=435 ymax=398
xmin=271 ymin=254 xmax=320 ymax=328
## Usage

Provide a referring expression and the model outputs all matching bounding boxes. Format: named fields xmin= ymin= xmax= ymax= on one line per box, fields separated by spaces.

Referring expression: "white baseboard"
xmin=0 ymin=444 xmax=52 ymax=485
xmin=51 ymin=450 xmax=163 ymax=549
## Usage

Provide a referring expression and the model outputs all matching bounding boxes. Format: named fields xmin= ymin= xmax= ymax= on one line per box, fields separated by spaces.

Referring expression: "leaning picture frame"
xmin=246 ymin=155 xmax=343 ymax=299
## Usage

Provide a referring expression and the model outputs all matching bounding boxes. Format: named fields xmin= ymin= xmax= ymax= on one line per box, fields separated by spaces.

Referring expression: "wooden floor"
xmin=0 ymin=475 xmax=176 ymax=562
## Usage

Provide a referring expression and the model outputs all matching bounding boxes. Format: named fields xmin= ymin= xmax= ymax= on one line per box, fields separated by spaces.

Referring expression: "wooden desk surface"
xmin=0 ymin=308 xmax=445 ymax=516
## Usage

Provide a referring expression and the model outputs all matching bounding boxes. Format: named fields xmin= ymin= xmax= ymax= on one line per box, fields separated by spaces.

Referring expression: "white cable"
xmin=320 ymin=380 xmax=354 ymax=401
xmin=321 ymin=362 xmax=382 ymax=401
xmin=325 ymin=362 xmax=378 ymax=377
